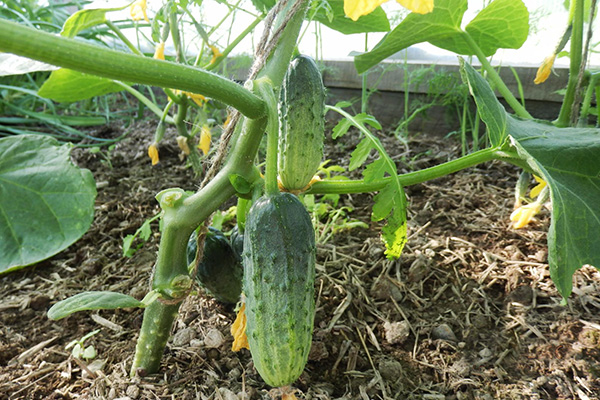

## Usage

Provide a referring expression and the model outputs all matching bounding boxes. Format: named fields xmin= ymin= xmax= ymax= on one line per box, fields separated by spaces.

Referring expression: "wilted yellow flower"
xmin=344 ymin=0 xmax=433 ymax=21
xmin=510 ymin=202 xmax=542 ymax=229
xmin=231 ymin=303 xmax=249 ymax=351
xmin=534 ymin=53 xmax=556 ymax=84
xmin=176 ymin=136 xmax=190 ymax=155
xmin=148 ymin=143 xmax=159 ymax=165
xmin=223 ymin=113 xmax=232 ymax=128
xmin=209 ymin=45 xmax=222 ymax=65
xmin=174 ymin=90 xmax=207 ymax=107
xmin=130 ymin=0 xmax=149 ymax=22
xmin=198 ymin=125 xmax=211 ymax=155
xmin=529 ymin=175 xmax=547 ymax=198
xmin=153 ymin=41 xmax=165 ymax=60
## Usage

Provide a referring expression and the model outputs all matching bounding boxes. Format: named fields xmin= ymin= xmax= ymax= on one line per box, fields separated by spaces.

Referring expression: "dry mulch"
xmin=1 ymin=121 xmax=599 ymax=400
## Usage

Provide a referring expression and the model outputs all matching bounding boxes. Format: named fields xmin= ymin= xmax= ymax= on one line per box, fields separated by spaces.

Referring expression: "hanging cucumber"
xmin=188 ymin=227 xmax=243 ymax=304
xmin=243 ymin=192 xmax=316 ymax=387
xmin=278 ymin=55 xmax=325 ymax=191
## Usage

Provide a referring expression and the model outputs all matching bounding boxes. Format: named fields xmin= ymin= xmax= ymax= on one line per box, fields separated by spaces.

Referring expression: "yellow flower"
xmin=209 ymin=45 xmax=222 ymax=65
xmin=130 ymin=0 xmax=149 ymax=23
xmin=534 ymin=53 xmax=555 ymax=84
xmin=174 ymin=90 xmax=207 ymax=107
xmin=148 ymin=143 xmax=159 ymax=165
xmin=231 ymin=303 xmax=249 ymax=351
xmin=529 ymin=175 xmax=547 ymax=198
xmin=344 ymin=0 xmax=433 ymax=21
xmin=223 ymin=112 xmax=232 ymax=128
xmin=176 ymin=136 xmax=190 ymax=155
xmin=153 ymin=41 xmax=165 ymax=60
xmin=510 ymin=202 xmax=542 ymax=229
xmin=198 ymin=125 xmax=211 ymax=155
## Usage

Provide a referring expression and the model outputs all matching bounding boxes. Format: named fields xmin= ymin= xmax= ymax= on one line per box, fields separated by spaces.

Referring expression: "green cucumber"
xmin=278 ymin=55 xmax=325 ymax=191
xmin=243 ymin=192 xmax=316 ymax=387
xmin=188 ymin=227 xmax=243 ymax=304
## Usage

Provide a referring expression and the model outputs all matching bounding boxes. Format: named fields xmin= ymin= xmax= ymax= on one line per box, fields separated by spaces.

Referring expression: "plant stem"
xmin=0 ymin=19 xmax=265 ymax=119
xmin=307 ymin=147 xmax=501 ymax=194
xmin=462 ymin=33 xmax=532 ymax=120
xmin=206 ymin=15 xmax=264 ymax=71
xmin=256 ymin=79 xmax=280 ymax=195
xmin=556 ymin=0 xmax=584 ymax=127
xmin=105 ymin=20 xmax=143 ymax=56
xmin=114 ymin=82 xmax=174 ymax=124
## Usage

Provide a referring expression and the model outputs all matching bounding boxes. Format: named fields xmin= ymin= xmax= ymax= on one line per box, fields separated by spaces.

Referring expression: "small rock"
xmin=370 ymin=279 xmax=403 ymax=302
xmin=29 ymin=294 xmax=51 ymax=311
xmin=172 ymin=327 xmax=196 ymax=347
xmin=431 ymin=323 xmax=457 ymax=342
xmin=204 ymin=328 xmax=225 ymax=348
xmin=378 ymin=358 xmax=403 ymax=381
xmin=217 ymin=387 xmax=238 ymax=400
xmin=383 ymin=321 xmax=410 ymax=344
xmin=479 ymin=347 xmax=493 ymax=358
xmin=126 ymin=385 xmax=140 ymax=399
xmin=507 ymin=285 xmax=533 ymax=305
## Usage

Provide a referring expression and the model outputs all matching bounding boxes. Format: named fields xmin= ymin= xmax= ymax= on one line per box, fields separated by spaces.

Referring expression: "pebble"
xmin=383 ymin=321 xmax=410 ymax=344
xmin=204 ymin=328 xmax=225 ymax=348
xmin=172 ymin=327 xmax=196 ymax=347
xmin=217 ymin=387 xmax=238 ymax=400
xmin=378 ymin=358 xmax=403 ymax=381
xmin=126 ymin=385 xmax=140 ymax=399
xmin=431 ymin=323 xmax=457 ymax=342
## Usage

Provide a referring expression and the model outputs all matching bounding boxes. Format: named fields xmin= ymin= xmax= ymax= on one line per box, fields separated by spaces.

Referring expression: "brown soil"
xmin=1 ymin=120 xmax=600 ymax=400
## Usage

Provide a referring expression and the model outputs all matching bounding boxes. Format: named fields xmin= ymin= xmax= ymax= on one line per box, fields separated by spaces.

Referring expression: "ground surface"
xmin=1 ymin=119 xmax=600 ymax=400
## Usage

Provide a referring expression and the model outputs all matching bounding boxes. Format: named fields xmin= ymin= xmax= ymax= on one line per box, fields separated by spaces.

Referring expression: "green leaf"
xmin=382 ymin=207 xmax=408 ymax=259
xmin=462 ymin=0 xmax=529 ymax=57
xmin=229 ymin=174 xmax=252 ymax=194
xmin=310 ymin=0 xmax=390 ymax=34
xmin=349 ymin=138 xmax=374 ymax=171
xmin=0 ymin=135 xmax=96 ymax=274
xmin=362 ymin=158 xmax=388 ymax=182
xmin=462 ymin=62 xmax=600 ymax=299
xmin=251 ymin=0 xmax=276 ymax=13
xmin=508 ymin=118 xmax=600 ymax=299
xmin=372 ymin=182 xmax=397 ymax=222
xmin=459 ymin=59 xmax=507 ymax=146
xmin=332 ymin=118 xmax=352 ymax=139
xmin=61 ymin=6 xmax=127 ymax=38
xmin=38 ymin=69 xmax=123 ymax=102
xmin=48 ymin=291 xmax=144 ymax=320
xmin=354 ymin=0 xmax=529 ymax=74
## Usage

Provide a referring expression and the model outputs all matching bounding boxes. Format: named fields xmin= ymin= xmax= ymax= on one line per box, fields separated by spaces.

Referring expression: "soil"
xmin=1 ymin=118 xmax=600 ymax=400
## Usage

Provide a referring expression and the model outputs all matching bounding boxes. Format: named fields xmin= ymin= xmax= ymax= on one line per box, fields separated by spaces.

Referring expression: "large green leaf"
xmin=61 ymin=6 xmax=127 ymax=38
xmin=460 ymin=62 xmax=600 ymax=299
xmin=459 ymin=60 xmax=507 ymax=146
xmin=508 ymin=119 xmax=600 ymax=299
xmin=0 ymin=135 xmax=96 ymax=274
xmin=310 ymin=0 xmax=390 ymax=34
xmin=38 ymin=69 xmax=124 ymax=102
xmin=48 ymin=291 xmax=144 ymax=320
xmin=354 ymin=0 xmax=529 ymax=73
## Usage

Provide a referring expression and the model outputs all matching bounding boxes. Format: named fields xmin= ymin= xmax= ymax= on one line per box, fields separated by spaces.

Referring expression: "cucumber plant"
xmin=1 ymin=0 xmax=600 ymax=393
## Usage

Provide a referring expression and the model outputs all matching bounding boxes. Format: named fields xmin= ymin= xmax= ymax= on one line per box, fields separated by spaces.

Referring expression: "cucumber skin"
xmin=243 ymin=192 xmax=316 ymax=387
xmin=278 ymin=55 xmax=325 ymax=191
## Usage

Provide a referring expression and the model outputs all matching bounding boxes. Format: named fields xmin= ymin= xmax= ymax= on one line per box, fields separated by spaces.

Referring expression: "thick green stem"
xmin=0 ymin=19 xmax=265 ymax=119
xmin=556 ymin=0 xmax=584 ymax=127
xmin=307 ymin=147 xmax=501 ymax=194
xmin=462 ymin=33 xmax=533 ymax=120
xmin=256 ymin=79 xmax=280 ymax=195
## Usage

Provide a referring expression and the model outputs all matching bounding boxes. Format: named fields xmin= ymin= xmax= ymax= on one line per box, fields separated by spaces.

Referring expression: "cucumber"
xmin=278 ymin=55 xmax=325 ymax=191
xmin=243 ymin=192 xmax=316 ymax=387
xmin=188 ymin=227 xmax=243 ymax=304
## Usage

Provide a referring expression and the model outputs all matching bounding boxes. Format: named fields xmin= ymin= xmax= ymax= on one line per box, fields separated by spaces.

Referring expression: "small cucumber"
xmin=278 ymin=55 xmax=325 ymax=191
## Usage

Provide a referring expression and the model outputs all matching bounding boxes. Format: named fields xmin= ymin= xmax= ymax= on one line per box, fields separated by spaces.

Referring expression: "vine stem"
xmin=0 ymin=19 xmax=266 ymax=119
xmin=307 ymin=147 xmax=503 ymax=195
xmin=462 ymin=33 xmax=533 ymax=120
xmin=256 ymin=79 xmax=280 ymax=195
